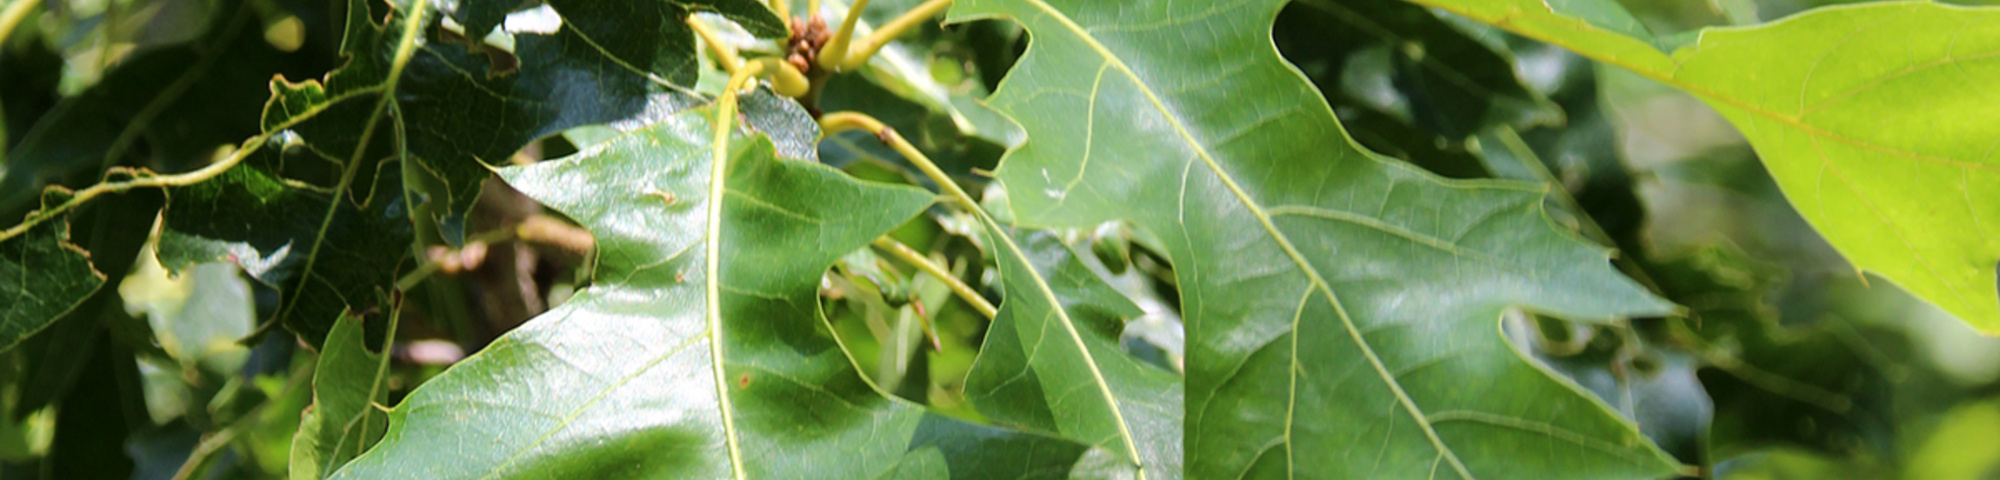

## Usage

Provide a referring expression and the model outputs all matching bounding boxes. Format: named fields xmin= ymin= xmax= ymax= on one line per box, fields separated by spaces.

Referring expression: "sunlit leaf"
xmin=292 ymin=312 xmax=389 ymax=480
xmin=0 ymin=0 xmax=337 ymax=215
xmin=965 ymin=231 xmax=1182 ymax=476
xmin=328 ymin=105 xmax=1128 ymax=478
xmin=951 ymin=0 xmax=1680 ymax=477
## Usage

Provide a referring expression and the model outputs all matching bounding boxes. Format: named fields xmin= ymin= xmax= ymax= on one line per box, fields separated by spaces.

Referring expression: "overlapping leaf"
xmin=159 ymin=0 xmax=786 ymax=345
xmin=950 ymin=0 xmax=1680 ymax=477
xmin=1403 ymin=0 xmax=2000 ymax=332
xmin=0 ymin=200 xmax=100 ymax=351
xmin=0 ymin=0 xmax=337 ymax=215
xmin=291 ymin=313 xmax=390 ymax=480
xmin=965 ymin=232 xmax=1182 ymax=477
xmin=328 ymin=106 xmax=1128 ymax=479
xmin=277 ymin=0 xmax=780 ymax=243
xmin=0 ymin=0 xmax=329 ymax=352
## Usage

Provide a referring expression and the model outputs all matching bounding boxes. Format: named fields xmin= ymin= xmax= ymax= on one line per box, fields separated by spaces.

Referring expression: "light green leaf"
xmin=965 ymin=231 xmax=1182 ymax=477
xmin=1408 ymin=0 xmax=2000 ymax=332
xmin=118 ymin=256 xmax=255 ymax=376
xmin=950 ymin=0 xmax=1680 ymax=477
xmin=328 ymin=105 xmax=1127 ymax=479
xmin=292 ymin=312 xmax=391 ymax=480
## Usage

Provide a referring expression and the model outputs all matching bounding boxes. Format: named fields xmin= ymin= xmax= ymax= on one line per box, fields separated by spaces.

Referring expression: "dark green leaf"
xmin=158 ymin=141 xmax=413 ymax=348
xmin=0 ymin=205 xmax=101 ymax=352
xmin=280 ymin=0 xmax=775 ymax=245
xmin=1276 ymin=0 xmax=1559 ymax=140
xmin=0 ymin=0 xmax=338 ymax=216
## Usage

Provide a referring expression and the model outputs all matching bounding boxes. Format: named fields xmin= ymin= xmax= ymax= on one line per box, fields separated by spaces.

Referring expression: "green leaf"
xmin=0 ymin=0 xmax=335 ymax=215
xmin=965 ymin=231 xmax=1182 ymax=475
xmin=0 ymin=200 xmax=101 ymax=352
xmin=158 ymin=140 xmax=414 ymax=348
xmin=1404 ymin=0 xmax=2000 ymax=332
xmin=292 ymin=312 xmax=390 ymax=480
xmin=450 ymin=0 xmax=787 ymax=51
xmin=950 ymin=0 xmax=1680 ymax=477
xmin=118 ymin=257 xmax=256 ymax=376
xmin=807 ymin=0 xmax=1021 ymax=180
xmin=279 ymin=0 xmax=776 ymax=244
xmin=328 ymin=106 xmax=1126 ymax=479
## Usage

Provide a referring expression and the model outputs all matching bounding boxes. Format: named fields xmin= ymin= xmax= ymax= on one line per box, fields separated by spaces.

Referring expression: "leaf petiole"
xmin=815 ymin=0 xmax=869 ymax=70
xmin=688 ymin=16 xmax=744 ymax=75
xmin=836 ymin=0 xmax=950 ymax=71
xmin=871 ymin=236 xmax=996 ymax=319
xmin=745 ymin=57 xmax=811 ymax=98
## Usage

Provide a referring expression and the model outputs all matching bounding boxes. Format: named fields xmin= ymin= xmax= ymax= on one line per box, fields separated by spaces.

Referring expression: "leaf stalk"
xmin=0 ymin=137 xmax=269 ymax=243
xmin=871 ymin=236 xmax=996 ymax=319
xmin=688 ymin=16 xmax=744 ymax=75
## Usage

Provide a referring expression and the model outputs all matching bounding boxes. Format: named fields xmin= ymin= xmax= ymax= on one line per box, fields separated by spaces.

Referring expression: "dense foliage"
xmin=1 ymin=0 xmax=1996 ymax=478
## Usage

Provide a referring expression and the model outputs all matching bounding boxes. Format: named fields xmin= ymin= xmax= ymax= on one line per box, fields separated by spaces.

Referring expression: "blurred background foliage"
xmin=1 ymin=0 xmax=1996 ymax=477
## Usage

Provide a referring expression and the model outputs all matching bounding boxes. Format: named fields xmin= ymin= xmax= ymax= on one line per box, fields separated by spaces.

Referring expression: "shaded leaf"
xmin=951 ymin=0 xmax=1681 ymax=477
xmin=1406 ymin=0 xmax=2000 ymax=332
xmin=0 ymin=0 xmax=338 ymax=216
xmin=292 ymin=313 xmax=389 ymax=480
xmin=158 ymin=140 xmax=413 ymax=348
xmin=329 ymin=105 xmax=1126 ymax=479
xmin=0 ymin=205 xmax=101 ymax=352
xmin=1276 ymin=0 xmax=1559 ymax=139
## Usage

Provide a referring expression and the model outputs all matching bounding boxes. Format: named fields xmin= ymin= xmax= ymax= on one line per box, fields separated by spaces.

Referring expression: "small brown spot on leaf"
xmin=737 ymin=373 xmax=752 ymax=388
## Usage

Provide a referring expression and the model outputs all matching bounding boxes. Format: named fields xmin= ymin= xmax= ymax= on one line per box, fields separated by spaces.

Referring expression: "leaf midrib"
xmin=276 ymin=0 xmax=431 ymax=329
xmin=1009 ymin=0 xmax=1473 ymax=477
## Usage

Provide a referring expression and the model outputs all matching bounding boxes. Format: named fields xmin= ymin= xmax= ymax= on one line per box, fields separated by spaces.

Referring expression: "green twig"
xmin=689 ymin=15 xmax=743 ymax=74
xmin=708 ymin=62 xmax=764 ymax=480
xmin=0 ymin=136 xmax=271 ymax=242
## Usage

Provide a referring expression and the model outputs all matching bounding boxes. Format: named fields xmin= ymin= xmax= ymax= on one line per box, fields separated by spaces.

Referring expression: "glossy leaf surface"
xmin=291 ymin=313 xmax=389 ymax=480
xmin=951 ymin=0 xmax=1680 ymax=477
xmin=329 ymin=106 xmax=1125 ymax=479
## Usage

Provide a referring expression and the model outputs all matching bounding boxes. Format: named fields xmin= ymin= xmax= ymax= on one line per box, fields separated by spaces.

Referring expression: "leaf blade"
xmin=328 ymin=106 xmax=1125 ymax=479
xmin=1406 ymin=0 xmax=2000 ymax=331
xmin=951 ymin=0 xmax=1681 ymax=477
